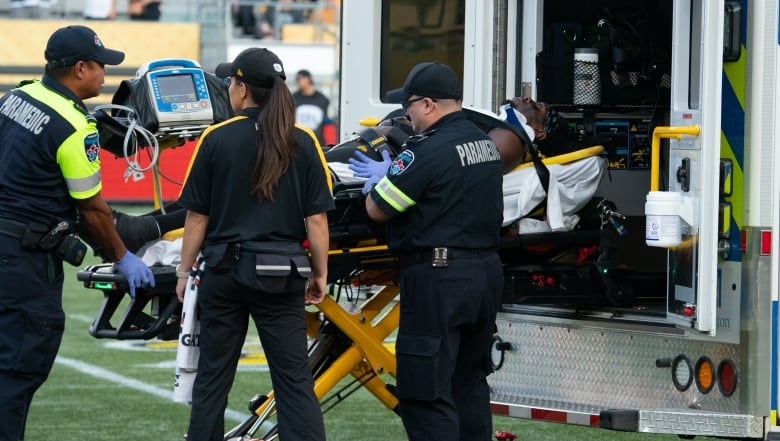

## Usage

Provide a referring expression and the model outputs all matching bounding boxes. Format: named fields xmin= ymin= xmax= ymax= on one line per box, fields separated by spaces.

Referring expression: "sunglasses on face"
xmin=401 ymin=96 xmax=425 ymax=109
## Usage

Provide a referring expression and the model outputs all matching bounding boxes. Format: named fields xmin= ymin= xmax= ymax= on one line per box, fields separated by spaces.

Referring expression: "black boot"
xmin=113 ymin=210 xmax=161 ymax=253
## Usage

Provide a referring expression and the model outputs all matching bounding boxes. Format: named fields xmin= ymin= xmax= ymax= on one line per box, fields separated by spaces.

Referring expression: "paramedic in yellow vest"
xmin=0 ymin=25 xmax=154 ymax=441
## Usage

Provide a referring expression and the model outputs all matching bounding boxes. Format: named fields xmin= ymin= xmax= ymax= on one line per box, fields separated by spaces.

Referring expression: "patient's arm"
xmin=489 ymin=127 xmax=527 ymax=174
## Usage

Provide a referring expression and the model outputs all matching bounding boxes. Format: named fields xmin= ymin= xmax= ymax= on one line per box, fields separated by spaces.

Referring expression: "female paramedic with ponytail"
xmin=174 ymin=47 xmax=333 ymax=441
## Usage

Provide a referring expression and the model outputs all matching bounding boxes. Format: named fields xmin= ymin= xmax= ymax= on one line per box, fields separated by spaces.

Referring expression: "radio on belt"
xmin=137 ymin=59 xmax=214 ymax=135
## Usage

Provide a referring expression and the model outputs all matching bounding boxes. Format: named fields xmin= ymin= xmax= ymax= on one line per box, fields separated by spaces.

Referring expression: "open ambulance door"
xmin=663 ymin=0 xmax=741 ymax=342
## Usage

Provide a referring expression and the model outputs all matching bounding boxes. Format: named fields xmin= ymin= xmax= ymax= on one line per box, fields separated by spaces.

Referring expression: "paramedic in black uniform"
xmin=349 ymin=61 xmax=504 ymax=441
xmin=174 ymin=47 xmax=333 ymax=441
xmin=0 ymin=25 xmax=154 ymax=441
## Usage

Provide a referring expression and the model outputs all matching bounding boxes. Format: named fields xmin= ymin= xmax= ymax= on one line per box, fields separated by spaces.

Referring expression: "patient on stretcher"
xmin=86 ymin=97 xmax=609 ymax=259
xmin=329 ymin=97 xmax=609 ymax=234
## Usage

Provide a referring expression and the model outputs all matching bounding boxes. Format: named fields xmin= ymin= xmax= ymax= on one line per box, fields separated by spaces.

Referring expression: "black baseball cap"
xmin=385 ymin=61 xmax=462 ymax=103
xmin=45 ymin=25 xmax=125 ymax=69
xmin=215 ymin=48 xmax=286 ymax=88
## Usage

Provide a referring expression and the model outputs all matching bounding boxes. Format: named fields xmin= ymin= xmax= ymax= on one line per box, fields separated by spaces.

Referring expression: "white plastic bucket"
xmin=645 ymin=191 xmax=682 ymax=247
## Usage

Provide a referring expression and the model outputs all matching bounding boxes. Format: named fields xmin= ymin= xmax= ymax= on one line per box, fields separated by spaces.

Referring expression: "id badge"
xmin=432 ymin=247 xmax=449 ymax=268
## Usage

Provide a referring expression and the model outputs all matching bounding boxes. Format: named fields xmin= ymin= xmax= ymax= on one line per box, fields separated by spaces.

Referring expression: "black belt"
xmin=0 ymin=217 xmax=27 ymax=240
xmin=397 ymin=247 xmax=494 ymax=268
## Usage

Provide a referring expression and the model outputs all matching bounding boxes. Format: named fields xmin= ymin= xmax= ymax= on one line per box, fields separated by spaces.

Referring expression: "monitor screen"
xmin=156 ymin=74 xmax=198 ymax=104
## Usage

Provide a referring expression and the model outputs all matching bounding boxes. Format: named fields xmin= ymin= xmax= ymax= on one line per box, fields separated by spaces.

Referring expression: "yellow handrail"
xmin=650 ymin=125 xmax=701 ymax=191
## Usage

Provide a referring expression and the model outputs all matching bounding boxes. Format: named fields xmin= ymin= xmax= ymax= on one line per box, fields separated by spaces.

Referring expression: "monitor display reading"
xmin=156 ymin=74 xmax=198 ymax=104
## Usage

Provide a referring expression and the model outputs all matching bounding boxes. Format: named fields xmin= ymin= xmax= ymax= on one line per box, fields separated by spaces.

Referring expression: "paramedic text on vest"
xmin=0 ymin=25 xmax=154 ymax=441
xmin=350 ymin=61 xmax=504 ymax=441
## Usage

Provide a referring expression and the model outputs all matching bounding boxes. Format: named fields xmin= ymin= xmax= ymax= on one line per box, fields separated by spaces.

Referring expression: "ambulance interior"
xmin=497 ymin=0 xmax=676 ymax=316
xmin=327 ymin=0 xmax=680 ymax=319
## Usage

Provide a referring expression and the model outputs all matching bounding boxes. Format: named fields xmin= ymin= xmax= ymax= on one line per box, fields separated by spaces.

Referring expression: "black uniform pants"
xmin=396 ymin=252 xmax=503 ymax=441
xmin=186 ymin=265 xmax=325 ymax=441
xmin=0 ymin=237 xmax=65 ymax=441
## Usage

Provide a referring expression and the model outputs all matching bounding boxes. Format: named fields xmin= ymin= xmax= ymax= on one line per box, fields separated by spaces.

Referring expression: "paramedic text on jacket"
xmin=0 ymin=25 xmax=153 ymax=441
xmin=358 ymin=61 xmax=504 ymax=441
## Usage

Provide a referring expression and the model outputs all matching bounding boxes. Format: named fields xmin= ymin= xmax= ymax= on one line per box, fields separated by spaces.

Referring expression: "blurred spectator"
xmin=83 ymin=0 xmax=118 ymax=20
xmin=129 ymin=0 xmax=162 ymax=21
xmin=257 ymin=0 xmax=306 ymax=40
xmin=9 ymin=0 xmax=51 ymax=19
xmin=293 ymin=69 xmax=334 ymax=146
xmin=232 ymin=2 xmax=256 ymax=37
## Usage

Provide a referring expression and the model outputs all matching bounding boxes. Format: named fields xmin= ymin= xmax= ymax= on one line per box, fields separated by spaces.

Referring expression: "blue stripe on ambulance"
xmin=720 ymin=14 xmax=746 ymax=264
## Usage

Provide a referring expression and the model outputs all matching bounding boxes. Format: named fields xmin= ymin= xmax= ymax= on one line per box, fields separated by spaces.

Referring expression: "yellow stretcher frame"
xmin=512 ymin=145 xmax=605 ymax=171
xmin=240 ymin=279 xmax=401 ymax=437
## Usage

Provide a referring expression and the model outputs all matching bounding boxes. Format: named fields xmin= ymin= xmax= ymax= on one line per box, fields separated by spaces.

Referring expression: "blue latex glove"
xmin=348 ymin=149 xmax=392 ymax=195
xmin=114 ymin=251 xmax=155 ymax=298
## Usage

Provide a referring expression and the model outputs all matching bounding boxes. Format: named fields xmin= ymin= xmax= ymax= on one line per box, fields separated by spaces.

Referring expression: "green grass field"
xmin=22 ymin=250 xmax=718 ymax=441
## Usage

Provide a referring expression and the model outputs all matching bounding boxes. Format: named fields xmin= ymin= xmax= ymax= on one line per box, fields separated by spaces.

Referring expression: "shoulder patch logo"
xmin=389 ymin=150 xmax=414 ymax=175
xmin=84 ymin=132 xmax=100 ymax=163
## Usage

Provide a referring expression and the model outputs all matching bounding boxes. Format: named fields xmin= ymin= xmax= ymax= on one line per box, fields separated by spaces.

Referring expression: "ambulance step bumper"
xmin=602 ymin=409 xmax=764 ymax=438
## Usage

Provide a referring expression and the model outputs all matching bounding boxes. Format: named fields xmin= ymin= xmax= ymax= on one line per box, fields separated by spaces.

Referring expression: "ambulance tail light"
xmin=739 ymin=230 xmax=771 ymax=255
xmin=717 ymin=359 xmax=738 ymax=397
xmin=760 ymin=230 xmax=771 ymax=255
xmin=695 ymin=356 xmax=715 ymax=393
xmin=670 ymin=355 xmax=693 ymax=391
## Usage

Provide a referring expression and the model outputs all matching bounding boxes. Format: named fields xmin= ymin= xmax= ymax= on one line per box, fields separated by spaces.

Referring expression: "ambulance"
xmin=338 ymin=0 xmax=780 ymax=438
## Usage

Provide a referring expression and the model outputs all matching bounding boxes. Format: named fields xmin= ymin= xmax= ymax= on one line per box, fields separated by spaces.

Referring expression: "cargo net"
xmin=573 ymin=60 xmax=601 ymax=105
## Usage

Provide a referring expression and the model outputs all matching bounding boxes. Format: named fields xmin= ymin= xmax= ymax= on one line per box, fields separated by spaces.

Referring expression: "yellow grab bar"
xmin=650 ymin=125 xmax=701 ymax=192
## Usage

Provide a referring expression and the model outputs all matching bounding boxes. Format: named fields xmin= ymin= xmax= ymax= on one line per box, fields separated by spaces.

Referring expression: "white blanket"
xmin=502 ymin=156 xmax=607 ymax=232
xmin=329 ymin=155 xmax=607 ymax=233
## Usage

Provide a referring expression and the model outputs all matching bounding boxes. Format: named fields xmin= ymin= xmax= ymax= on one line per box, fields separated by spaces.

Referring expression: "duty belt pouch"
xmin=232 ymin=242 xmax=312 ymax=294
xmin=21 ymin=222 xmax=48 ymax=250
xmin=55 ymin=235 xmax=87 ymax=266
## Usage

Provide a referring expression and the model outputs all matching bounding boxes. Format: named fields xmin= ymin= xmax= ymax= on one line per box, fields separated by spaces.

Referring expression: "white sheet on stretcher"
xmin=502 ymin=155 xmax=607 ymax=233
xmin=328 ymin=155 xmax=607 ymax=234
xmin=329 ymin=162 xmax=363 ymax=183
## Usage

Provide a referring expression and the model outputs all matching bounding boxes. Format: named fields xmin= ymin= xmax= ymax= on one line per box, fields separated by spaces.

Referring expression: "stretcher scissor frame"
xmin=77 ymin=244 xmax=403 ymax=441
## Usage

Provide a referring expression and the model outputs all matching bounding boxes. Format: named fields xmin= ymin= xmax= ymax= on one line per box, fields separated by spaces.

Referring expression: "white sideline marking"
xmin=68 ymin=313 xmax=96 ymax=324
xmin=55 ymin=356 xmax=246 ymax=423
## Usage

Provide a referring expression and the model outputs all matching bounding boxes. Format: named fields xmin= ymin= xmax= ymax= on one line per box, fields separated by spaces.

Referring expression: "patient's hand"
xmin=305 ymin=275 xmax=327 ymax=305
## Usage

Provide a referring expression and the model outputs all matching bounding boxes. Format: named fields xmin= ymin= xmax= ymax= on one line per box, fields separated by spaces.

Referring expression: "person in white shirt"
xmin=83 ymin=0 xmax=118 ymax=20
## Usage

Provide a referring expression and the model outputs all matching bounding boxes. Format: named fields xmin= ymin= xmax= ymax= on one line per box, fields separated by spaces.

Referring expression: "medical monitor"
xmin=140 ymin=59 xmax=215 ymax=133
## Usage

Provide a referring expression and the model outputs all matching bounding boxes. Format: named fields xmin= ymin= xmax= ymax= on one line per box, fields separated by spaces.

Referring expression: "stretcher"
xmin=77 ymin=140 xmax=628 ymax=440
xmin=77 ymin=242 xmax=402 ymax=441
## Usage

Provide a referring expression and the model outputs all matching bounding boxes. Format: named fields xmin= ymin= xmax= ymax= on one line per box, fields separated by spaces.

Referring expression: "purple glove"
xmin=115 ymin=251 xmax=155 ymax=298
xmin=348 ymin=149 xmax=392 ymax=195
